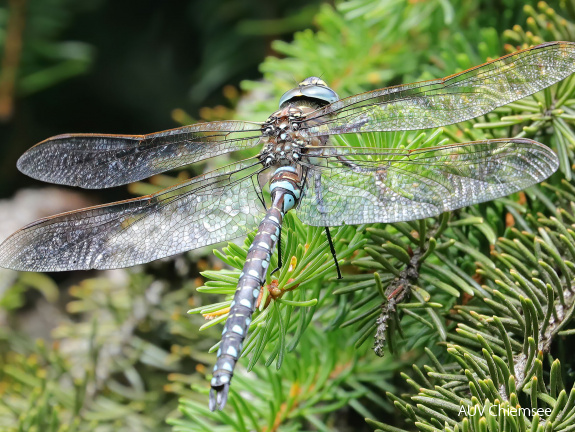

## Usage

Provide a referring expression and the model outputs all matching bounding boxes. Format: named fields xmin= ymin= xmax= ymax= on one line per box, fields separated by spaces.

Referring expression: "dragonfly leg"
xmin=209 ymin=384 xmax=230 ymax=411
xmin=253 ymin=172 xmax=267 ymax=211
xmin=270 ymin=225 xmax=283 ymax=276
xmin=325 ymin=227 xmax=342 ymax=279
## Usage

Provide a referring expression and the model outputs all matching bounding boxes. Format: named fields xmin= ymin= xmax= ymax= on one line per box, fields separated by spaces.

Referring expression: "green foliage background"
xmin=1 ymin=0 xmax=575 ymax=431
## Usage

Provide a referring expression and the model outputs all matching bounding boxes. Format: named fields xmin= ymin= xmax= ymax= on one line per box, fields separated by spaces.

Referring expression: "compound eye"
xmin=301 ymin=85 xmax=339 ymax=104
xmin=299 ymin=76 xmax=327 ymax=87
xmin=279 ymin=88 xmax=302 ymax=108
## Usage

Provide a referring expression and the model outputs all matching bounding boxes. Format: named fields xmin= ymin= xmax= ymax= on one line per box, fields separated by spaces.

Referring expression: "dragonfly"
xmin=0 ymin=41 xmax=573 ymax=410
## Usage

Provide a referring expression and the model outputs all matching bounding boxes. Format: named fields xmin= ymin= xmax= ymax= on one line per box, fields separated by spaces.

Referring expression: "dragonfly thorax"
xmin=259 ymin=138 xmax=305 ymax=167
xmin=262 ymin=106 xmax=312 ymax=137
xmin=259 ymin=105 xmax=320 ymax=167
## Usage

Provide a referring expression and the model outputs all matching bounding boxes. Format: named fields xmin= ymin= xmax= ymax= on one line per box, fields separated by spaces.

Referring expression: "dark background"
xmin=0 ymin=0 xmax=321 ymax=198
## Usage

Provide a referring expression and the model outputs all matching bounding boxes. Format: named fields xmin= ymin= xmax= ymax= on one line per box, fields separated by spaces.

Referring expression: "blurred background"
xmin=0 ymin=0 xmax=320 ymax=197
xmin=2 ymin=0 xmax=575 ymax=431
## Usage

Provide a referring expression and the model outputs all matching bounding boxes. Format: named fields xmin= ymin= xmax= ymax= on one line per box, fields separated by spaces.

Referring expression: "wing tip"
xmin=16 ymin=148 xmax=33 ymax=175
xmin=529 ymin=40 xmax=575 ymax=55
xmin=507 ymin=138 xmax=559 ymax=178
xmin=0 ymin=230 xmax=43 ymax=272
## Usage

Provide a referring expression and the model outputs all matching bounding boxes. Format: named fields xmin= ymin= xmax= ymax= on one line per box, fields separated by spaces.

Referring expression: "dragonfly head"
xmin=279 ymin=76 xmax=339 ymax=108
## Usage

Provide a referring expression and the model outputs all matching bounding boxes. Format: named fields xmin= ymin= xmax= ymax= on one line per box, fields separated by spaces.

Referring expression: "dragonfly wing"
xmin=303 ymin=42 xmax=575 ymax=135
xmin=296 ymin=139 xmax=558 ymax=226
xmin=18 ymin=121 xmax=263 ymax=188
xmin=0 ymin=159 xmax=265 ymax=271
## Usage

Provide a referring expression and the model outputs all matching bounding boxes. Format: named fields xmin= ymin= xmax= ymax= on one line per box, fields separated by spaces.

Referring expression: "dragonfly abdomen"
xmin=209 ymin=166 xmax=303 ymax=411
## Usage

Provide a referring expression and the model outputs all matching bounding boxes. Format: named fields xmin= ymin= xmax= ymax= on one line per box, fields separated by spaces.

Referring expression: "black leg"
xmin=253 ymin=173 xmax=267 ymax=210
xmin=325 ymin=227 xmax=342 ymax=279
xmin=271 ymin=225 xmax=283 ymax=276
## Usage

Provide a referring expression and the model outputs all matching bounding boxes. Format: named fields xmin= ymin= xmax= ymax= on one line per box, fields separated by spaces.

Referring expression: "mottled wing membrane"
xmin=18 ymin=121 xmax=263 ymax=188
xmin=304 ymin=42 xmax=575 ymax=135
xmin=296 ymin=139 xmax=558 ymax=226
xmin=0 ymin=159 xmax=265 ymax=271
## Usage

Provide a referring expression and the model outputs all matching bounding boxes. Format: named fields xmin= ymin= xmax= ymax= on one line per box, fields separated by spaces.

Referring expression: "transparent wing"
xmin=0 ymin=159 xmax=265 ymax=271
xmin=296 ymin=139 xmax=558 ymax=226
xmin=303 ymin=42 xmax=575 ymax=135
xmin=18 ymin=121 xmax=263 ymax=188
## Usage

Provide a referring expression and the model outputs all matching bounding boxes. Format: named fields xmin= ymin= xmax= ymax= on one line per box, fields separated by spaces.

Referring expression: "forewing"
xmin=18 ymin=121 xmax=263 ymax=188
xmin=296 ymin=139 xmax=558 ymax=226
xmin=0 ymin=159 xmax=265 ymax=271
xmin=303 ymin=42 xmax=575 ymax=135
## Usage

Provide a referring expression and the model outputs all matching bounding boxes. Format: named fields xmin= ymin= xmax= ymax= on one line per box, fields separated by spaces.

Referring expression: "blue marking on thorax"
xmin=270 ymin=180 xmax=301 ymax=197
xmin=274 ymin=166 xmax=297 ymax=173
xmin=270 ymin=166 xmax=301 ymax=211
xmin=283 ymin=195 xmax=295 ymax=211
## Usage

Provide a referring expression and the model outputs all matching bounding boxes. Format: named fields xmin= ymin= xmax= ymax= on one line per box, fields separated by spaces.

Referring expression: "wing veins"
xmin=9 ymin=159 xmax=263 ymax=266
xmin=297 ymin=42 xmax=575 ymax=134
